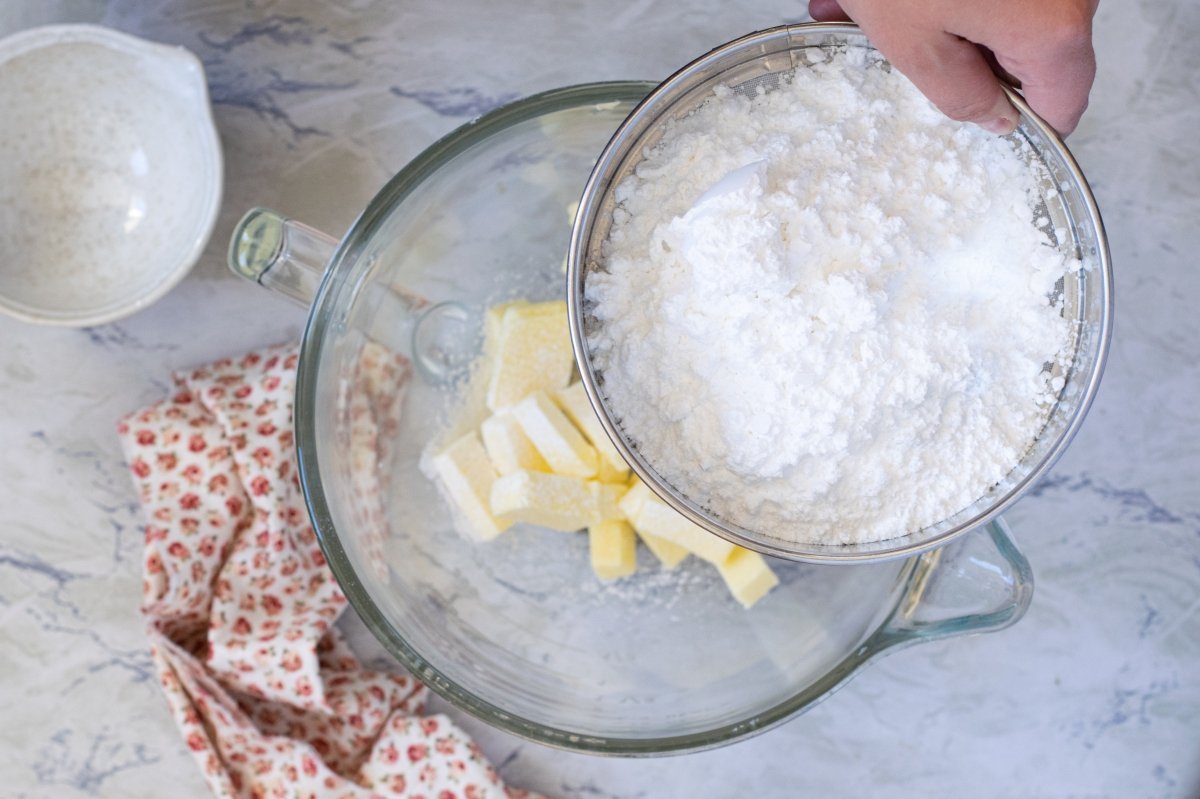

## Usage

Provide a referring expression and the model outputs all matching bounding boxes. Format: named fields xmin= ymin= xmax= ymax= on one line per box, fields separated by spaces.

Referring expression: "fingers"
xmin=808 ymin=1 xmax=1018 ymax=135
xmin=808 ymin=0 xmax=852 ymax=22
xmin=998 ymin=29 xmax=1096 ymax=135
xmin=878 ymin=31 xmax=1020 ymax=134
xmin=1019 ymin=63 xmax=1094 ymax=136
xmin=807 ymin=0 xmax=1097 ymax=136
xmin=944 ymin=1 xmax=1098 ymax=136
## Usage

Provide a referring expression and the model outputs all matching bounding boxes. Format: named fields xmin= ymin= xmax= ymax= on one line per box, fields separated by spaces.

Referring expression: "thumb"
xmin=809 ymin=0 xmax=852 ymax=22
xmin=885 ymin=33 xmax=1020 ymax=135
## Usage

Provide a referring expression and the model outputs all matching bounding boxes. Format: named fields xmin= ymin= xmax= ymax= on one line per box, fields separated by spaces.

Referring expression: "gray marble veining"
xmin=1 ymin=1 xmax=1197 ymax=797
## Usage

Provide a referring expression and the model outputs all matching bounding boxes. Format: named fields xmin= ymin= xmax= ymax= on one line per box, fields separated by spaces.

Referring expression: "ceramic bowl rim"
xmin=0 ymin=23 xmax=223 ymax=327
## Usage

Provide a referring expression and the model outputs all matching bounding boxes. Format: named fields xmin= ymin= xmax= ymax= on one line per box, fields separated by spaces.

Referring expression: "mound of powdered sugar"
xmin=585 ymin=49 xmax=1074 ymax=545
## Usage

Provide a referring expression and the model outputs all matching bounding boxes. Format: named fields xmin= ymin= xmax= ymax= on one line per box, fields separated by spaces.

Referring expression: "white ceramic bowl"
xmin=0 ymin=25 xmax=222 ymax=326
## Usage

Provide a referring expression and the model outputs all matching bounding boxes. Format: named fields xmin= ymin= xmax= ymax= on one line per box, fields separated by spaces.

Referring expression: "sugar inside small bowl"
xmin=0 ymin=25 xmax=222 ymax=326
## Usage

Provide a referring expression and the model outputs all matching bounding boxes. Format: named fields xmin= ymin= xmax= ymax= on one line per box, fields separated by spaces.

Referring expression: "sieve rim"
xmin=566 ymin=22 xmax=1114 ymax=564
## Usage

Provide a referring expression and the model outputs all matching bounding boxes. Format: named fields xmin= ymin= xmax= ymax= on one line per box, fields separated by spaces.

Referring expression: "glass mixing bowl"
xmin=229 ymin=82 xmax=1033 ymax=753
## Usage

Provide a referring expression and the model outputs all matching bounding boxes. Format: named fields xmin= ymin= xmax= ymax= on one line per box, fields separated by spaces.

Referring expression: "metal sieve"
xmin=566 ymin=23 xmax=1113 ymax=563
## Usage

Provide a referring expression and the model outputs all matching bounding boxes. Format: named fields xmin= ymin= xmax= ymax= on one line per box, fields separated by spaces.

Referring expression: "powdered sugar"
xmin=585 ymin=51 xmax=1073 ymax=545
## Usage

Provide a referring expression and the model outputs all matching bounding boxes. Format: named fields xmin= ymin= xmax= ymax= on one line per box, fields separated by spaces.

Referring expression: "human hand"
xmin=808 ymin=0 xmax=1098 ymax=136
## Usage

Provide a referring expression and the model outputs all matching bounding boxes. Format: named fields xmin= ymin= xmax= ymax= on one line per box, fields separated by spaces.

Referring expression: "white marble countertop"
xmin=2 ymin=1 xmax=1198 ymax=797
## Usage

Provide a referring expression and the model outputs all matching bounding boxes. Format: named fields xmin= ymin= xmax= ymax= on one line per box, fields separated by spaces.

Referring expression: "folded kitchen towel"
xmin=118 ymin=342 xmax=543 ymax=799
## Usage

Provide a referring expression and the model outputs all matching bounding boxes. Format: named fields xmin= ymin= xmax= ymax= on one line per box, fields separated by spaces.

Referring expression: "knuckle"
xmin=939 ymin=93 xmax=999 ymax=123
xmin=1043 ymin=5 xmax=1094 ymax=51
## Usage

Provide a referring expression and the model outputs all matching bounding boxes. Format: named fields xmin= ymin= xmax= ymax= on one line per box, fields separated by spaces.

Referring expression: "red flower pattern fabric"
xmin=118 ymin=342 xmax=543 ymax=799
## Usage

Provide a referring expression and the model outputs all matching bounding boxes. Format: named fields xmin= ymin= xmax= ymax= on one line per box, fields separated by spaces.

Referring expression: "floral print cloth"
xmin=118 ymin=343 xmax=541 ymax=799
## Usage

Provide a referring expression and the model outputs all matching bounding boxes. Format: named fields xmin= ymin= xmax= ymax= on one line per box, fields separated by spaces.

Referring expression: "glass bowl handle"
xmin=227 ymin=206 xmax=477 ymax=383
xmin=228 ymin=207 xmax=335 ymax=306
xmin=875 ymin=518 xmax=1034 ymax=646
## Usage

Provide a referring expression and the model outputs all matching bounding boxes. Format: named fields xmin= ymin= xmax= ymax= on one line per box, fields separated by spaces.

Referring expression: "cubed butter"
xmin=485 ymin=301 xmax=573 ymax=411
xmin=617 ymin=478 xmax=653 ymax=521
xmin=555 ymin=382 xmax=630 ymax=480
xmin=480 ymin=413 xmax=548 ymax=475
xmin=511 ymin=390 xmax=598 ymax=478
xmin=483 ymin=300 xmax=528 ymax=358
xmin=716 ymin=547 xmax=780 ymax=609
xmin=636 ymin=530 xmax=690 ymax=569
xmin=597 ymin=458 xmax=629 ymax=483
xmin=588 ymin=520 xmax=637 ymax=581
xmin=634 ymin=497 xmax=736 ymax=564
xmin=621 ymin=480 xmax=689 ymax=568
xmin=589 ymin=481 xmax=627 ymax=525
xmin=431 ymin=432 xmax=512 ymax=541
xmin=490 ymin=469 xmax=593 ymax=532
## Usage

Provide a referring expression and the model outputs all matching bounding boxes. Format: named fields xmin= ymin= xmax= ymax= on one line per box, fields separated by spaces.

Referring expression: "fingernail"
xmin=982 ymin=115 xmax=1018 ymax=136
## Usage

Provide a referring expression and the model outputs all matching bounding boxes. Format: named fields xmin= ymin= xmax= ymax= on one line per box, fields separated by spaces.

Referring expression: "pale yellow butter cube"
xmin=480 ymin=413 xmax=548 ymax=475
xmin=555 ymin=382 xmax=630 ymax=480
xmin=588 ymin=481 xmax=627 ymax=525
xmin=485 ymin=301 xmax=573 ymax=411
xmin=431 ymin=432 xmax=512 ymax=541
xmin=617 ymin=478 xmax=653 ymax=521
xmin=620 ymin=479 xmax=688 ymax=568
xmin=636 ymin=530 xmax=690 ymax=569
xmin=716 ymin=547 xmax=780 ymax=609
xmin=483 ymin=300 xmax=528 ymax=357
xmin=597 ymin=458 xmax=630 ymax=483
xmin=511 ymin=390 xmax=598 ymax=478
xmin=634 ymin=498 xmax=736 ymax=564
xmin=490 ymin=469 xmax=593 ymax=532
xmin=589 ymin=520 xmax=637 ymax=581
